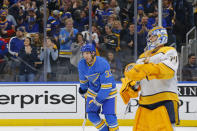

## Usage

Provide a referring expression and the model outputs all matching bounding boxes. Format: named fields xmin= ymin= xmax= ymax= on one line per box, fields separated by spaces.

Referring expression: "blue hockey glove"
xmin=88 ymin=99 xmax=102 ymax=112
xmin=79 ymin=87 xmax=87 ymax=99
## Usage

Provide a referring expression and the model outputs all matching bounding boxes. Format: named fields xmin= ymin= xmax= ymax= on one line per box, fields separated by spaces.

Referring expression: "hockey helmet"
xmin=146 ymin=26 xmax=168 ymax=50
xmin=81 ymin=43 xmax=96 ymax=52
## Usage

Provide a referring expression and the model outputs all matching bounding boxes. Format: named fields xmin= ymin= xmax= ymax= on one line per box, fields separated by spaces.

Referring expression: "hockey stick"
xmin=123 ymin=101 xmax=131 ymax=119
xmin=82 ymin=98 xmax=87 ymax=131
xmin=123 ymin=81 xmax=140 ymax=119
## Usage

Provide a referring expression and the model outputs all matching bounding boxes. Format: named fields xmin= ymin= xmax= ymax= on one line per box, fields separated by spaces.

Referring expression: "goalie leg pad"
xmin=133 ymin=106 xmax=173 ymax=131
xmin=88 ymin=113 xmax=109 ymax=131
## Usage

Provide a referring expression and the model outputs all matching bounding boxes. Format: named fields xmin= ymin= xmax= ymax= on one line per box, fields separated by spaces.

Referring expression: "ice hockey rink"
xmin=0 ymin=126 xmax=196 ymax=131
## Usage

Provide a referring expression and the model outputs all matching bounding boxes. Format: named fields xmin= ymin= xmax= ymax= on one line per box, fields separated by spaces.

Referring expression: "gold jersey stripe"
xmin=109 ymin=90 xmax=117 ymax=96
xmin=101 ymin=84 xmax=112 ymax=88
xmin=87 ymin=91 xmax=97 ymax=97
xmin=139 ymin=92 xmax=179 ymax=105
xmin=80 ymin=80 xmax=88 ymax=84
xmin=96 ymin=120 xmax=105 ymax=129
xmin=109 ymin=126 xmax=119 ymax=131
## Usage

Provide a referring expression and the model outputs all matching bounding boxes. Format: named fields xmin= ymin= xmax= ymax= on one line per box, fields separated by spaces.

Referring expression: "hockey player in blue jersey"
xmin=78 ymin=43 xmax=119 ymax=131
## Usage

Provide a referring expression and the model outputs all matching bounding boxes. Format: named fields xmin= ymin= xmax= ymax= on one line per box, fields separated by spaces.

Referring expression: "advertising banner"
xmin=118 ymin=83 xmax=197 ymax=120
xmin=0 ymin=83 xmax=196 ymax=126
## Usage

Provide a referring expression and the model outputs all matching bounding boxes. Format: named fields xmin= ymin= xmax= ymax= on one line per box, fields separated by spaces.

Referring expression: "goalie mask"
xmin=146 ymin=26 xmax=168 ymax=50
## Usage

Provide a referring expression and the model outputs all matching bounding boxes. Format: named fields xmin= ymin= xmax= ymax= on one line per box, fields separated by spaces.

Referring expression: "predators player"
xmin=78 ymin=43 xmax=119 ymax=131
xmin=120 ymin=26 xmax=179 ymax=131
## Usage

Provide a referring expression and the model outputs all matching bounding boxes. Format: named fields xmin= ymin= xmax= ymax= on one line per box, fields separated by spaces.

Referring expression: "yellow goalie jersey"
xmin=125 ymin=46 xmax=179 ymax=105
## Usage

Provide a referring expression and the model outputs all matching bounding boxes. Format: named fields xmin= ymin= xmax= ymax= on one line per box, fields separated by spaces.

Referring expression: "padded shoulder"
xmin=139 ymin=46 xmax=175 ymax=59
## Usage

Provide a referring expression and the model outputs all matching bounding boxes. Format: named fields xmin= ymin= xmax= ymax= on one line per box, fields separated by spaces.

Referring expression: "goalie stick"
xmin=123 ymin=81 xmax=140 ymax=119
xmin=82 ymin=98 xmax=87 ymax=131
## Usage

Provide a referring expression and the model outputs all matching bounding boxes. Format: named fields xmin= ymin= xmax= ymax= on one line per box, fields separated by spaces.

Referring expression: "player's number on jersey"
xmin=170 ymin=56 xmax=178 ymax=63
xmin=105 ymin=70 xmax=112 ymax=78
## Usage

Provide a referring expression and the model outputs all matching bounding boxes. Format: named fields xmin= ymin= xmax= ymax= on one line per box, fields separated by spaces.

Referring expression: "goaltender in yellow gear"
xmin=120 ymin=26 xmax=180 ymax=131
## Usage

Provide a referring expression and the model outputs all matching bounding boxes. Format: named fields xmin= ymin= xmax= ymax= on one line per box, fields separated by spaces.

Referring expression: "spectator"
xmin=95 ymin=0 xmax=114 ymax=27
xmin=106 ymin=51 xmax=122 ymax=81
xmin=0 ymin=10 xmax=15 ymax=39
xmin=58 ymin=18 xmax=78 ymax=74
xmin=59 ymin=12 xmax=71 ymax=28
xmin=71 ymin=0 xmax=84 ymax=11
xmin=182 ymin=53 xmax=197 ymax=81
xmin=70 ymin=33 xmax=85 ymax=68
xmin=4 ymin=7 xmax=17 ymax=27
xmin=40 ymin=37 xmax=58 ymax=81
xmin=73 ymin=10 xmax=88 ymax=32
xmin=162 ymin=0 xmax=176 ymax=45
xmin=112 ymin=20 xmax=122 ymax=35
xmin=107 ymin=14 xmax=117 ymax=25
xmin=15 ymin=7 xmax=26 ymax=28
xmin=143 ymin=0 xmax=156 ymax=16
xmin=33 ymin=33 xmax=42 ymax=51
xmin=82 ymin=25 xmax=99 ymax=46
xmin=8 ymin=27 xmax=25 ymax=57
xmin=137 ymin=16 xmax=152 ymax=33
xmin=137 ymin=6 xmax=146 ymax=24
xmin=185 ymin=0 xmax=195 ymax=30
xmin=18 ymin=37 xmax=38 ymax=82
xmin=48 ymin=0 xmax=60 ymax=13
xmin=59 ymin=18 xmax=78 ymax=57
xmin=24 ymin=8 xmax=39 ymax=33
xmin=8 ymin=0 xmax=21 ymax=21
xmin=2 ymin=0 xmax=10 ymax=8
xmin=109 ymin=0 xmax=120 ymax=16
xmin=120 ymin=23 xmax=135 ymax=65
xmin=0 ymin=37 xmax=8 ymax=74
xmin=173 ymin=0 xmax=187 ymax=50
xmin=122 ymin=18 xmax=129 ymax=30
xmin=137 ymin=16 xmax=149 ymax=55
xmin=119 ymin=0 xmax=134 ymax=23
xmin=47 ymin=10 xmax=61 ymax=36
xmin=8 ymin=26 xmax=25 ymax=81
xmin=148 ymin=9 xmax=167 ymax=28
xmin=101 ymin=24 xmax=119 ymax=57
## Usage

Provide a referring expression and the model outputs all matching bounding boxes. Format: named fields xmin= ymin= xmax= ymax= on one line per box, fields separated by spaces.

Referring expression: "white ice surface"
xmin=0 ymin=126 xmax=196 ymax=131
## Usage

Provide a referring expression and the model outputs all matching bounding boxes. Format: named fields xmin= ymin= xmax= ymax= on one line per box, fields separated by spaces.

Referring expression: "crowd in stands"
xmin=0 ymin=0 xmax=197 ymax=82
xmin=182 ymin=53 xmax=197 ymax=81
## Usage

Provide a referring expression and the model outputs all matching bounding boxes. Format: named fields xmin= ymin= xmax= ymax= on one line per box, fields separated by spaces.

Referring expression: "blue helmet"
xmin=81 ymin=43 xmax=96 ymax=52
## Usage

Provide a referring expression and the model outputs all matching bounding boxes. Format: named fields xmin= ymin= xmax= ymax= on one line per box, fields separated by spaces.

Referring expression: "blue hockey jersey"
xmin=78 ymin=56 xmax=117 ymax=103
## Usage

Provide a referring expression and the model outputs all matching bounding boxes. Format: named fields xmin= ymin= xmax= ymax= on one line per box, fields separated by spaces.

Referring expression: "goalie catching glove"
xmin=120 ymin=77 xmax=140 ymax=104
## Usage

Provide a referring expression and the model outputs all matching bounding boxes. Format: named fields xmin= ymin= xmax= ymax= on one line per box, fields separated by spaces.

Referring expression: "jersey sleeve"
xmin=96 ymin=61 xmax=114 ymax=103
xmin=160 ymin=49 xmax=178 ymax=73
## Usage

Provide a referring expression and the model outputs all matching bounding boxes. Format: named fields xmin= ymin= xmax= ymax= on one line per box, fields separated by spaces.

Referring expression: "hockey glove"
xmin=88 ymin=99 xmax=102 ymax=112
xmin=79 ymin=87 xmax=87 ymax=99
xmin=120 ymin=77 xmax=140 ymax=104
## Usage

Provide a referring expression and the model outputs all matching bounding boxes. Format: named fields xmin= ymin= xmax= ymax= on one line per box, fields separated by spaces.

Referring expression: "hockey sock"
xmin=105 ymin=114 xmax=119 ymax=131
xmin=88 ymin=112 xmax=109 ymax=131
